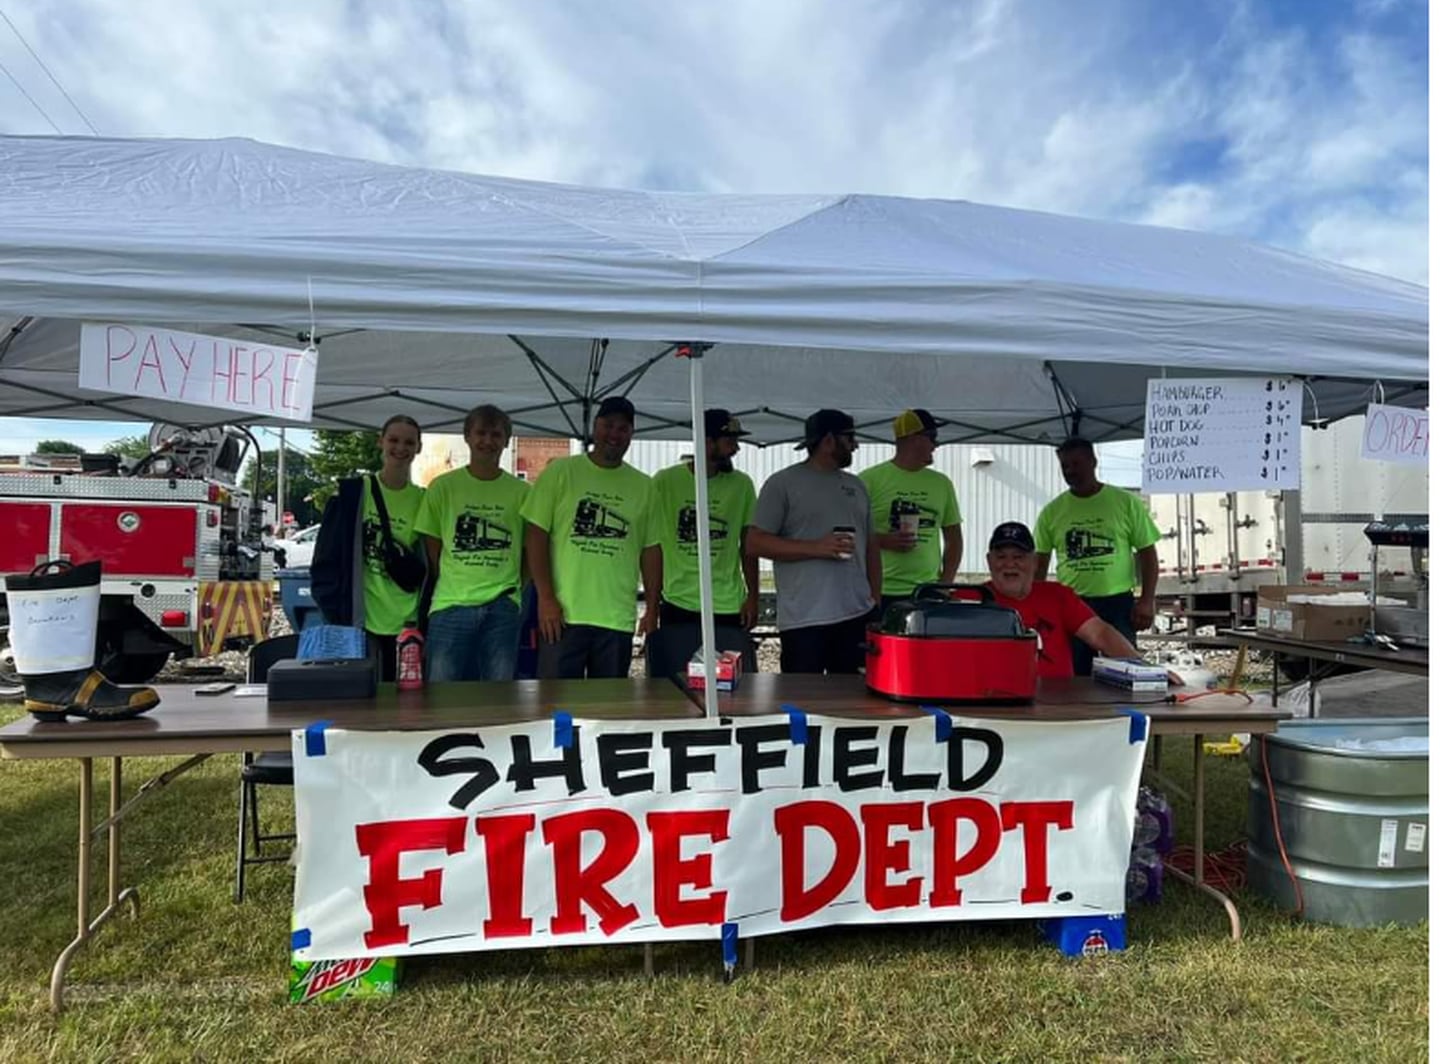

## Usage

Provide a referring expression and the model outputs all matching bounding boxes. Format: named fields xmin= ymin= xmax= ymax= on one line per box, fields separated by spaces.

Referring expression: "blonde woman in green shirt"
xmin=360 ymin=414 xmax=427 ymax=680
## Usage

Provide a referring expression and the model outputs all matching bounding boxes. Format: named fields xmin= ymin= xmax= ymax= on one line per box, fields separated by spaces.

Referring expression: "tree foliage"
xmin=238 ymin=446 xmax=326 ymax=529
xmin=103 ymin=435 xmax=152 ymax=460
xmin=306 ymin=430 xmax=382 ymax=509
xmin=35 ymin=439 xmax=85 ymax=454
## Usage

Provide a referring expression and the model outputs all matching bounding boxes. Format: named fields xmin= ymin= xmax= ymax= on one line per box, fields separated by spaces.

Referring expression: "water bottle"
xmin=396 ymin=626 xmax=424 ymax=690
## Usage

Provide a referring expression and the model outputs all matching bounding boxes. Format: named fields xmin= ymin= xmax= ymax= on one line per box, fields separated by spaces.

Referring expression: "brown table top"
xmin=1222 ymin=628 xmax=1430 ymax=676
xmin=0 ymin=679 xmax=700 ymax=759
xmin=681 ymin=674 xmax=1286 ymax=735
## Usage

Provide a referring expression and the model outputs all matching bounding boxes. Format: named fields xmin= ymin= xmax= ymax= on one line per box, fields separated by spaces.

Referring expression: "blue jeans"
xmin=425 ymin=597 xmax=522 ymax=682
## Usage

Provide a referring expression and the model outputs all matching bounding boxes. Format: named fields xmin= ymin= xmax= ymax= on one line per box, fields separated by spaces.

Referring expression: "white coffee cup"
xmin=897 ymin=513 xmax=920 ymax=538
xmin=833 ymin=525 xmax=856 ymax=560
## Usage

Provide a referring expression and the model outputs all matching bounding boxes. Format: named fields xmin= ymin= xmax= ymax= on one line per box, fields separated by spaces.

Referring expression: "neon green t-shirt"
xmin=652 ymin=463 xmax=757 ymax=613
xmin=1033 ymin=484 xmax=1161 ymax=597
xmin=519 ymin=454 xmax=660 ymax=632
xmin=359 ymin=478 xmax=426 ymax=636
xmin=414 ymin=467 xmax=530 ymax=615
xmin=857 ymin=461 xmax=962 ymax=597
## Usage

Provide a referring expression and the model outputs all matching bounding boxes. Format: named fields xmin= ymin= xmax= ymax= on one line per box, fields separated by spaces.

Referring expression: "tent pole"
xmin=687 ymin=347 xmax=718 ymax=719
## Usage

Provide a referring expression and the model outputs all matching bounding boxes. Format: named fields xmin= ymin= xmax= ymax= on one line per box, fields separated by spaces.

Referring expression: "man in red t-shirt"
xmin=983 ymin=521 xmax=1140 ymax=679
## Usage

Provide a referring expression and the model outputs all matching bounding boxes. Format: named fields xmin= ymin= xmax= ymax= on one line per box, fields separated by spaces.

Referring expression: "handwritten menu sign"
xmin=1142 ymin=377 xmax=1300 ymax=493
xmin=79 ymin=322 xmax=319 ymax=422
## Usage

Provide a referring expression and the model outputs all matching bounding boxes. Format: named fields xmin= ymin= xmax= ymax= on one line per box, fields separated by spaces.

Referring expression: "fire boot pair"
xmin=5 ymin=560 xmax=159 ymax=722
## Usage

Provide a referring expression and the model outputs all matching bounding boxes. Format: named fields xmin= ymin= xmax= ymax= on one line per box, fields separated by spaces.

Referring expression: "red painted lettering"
xmin=252 ymin=347 xmax=276 ymax=412
xmin=282 ymin=351 xmax=302 ymax=412
xmin=775 ymin=800 xmax=860 ymax=922
xmin=927 ymin=797 xmax=1001 ymax=907
xmin=231 ymin=346 xmax=252 ymax=407
xmin=647 ymin=809 xmax=729 ymax=928
xmin=168 ymin=337 xmax=198 ymax=399
xmin=355 ymin=816 xmax=467 ymax=949
xmin=105 ymin=324 xmax=136 ymax=386
xmin=472 ymin=813 xmax=535 ymax=938
xmin=134 ymin=334 xmax=167 ymax=392
xmin=860 ymin=802 xmax=923 ymax=911
xmin=543 ymin=809 xmax=641 ymax=936
xmin=210 ymin=339 xmax=233 ymax=404
xmin=1001 ymin=800 xmax=1073 ymax=903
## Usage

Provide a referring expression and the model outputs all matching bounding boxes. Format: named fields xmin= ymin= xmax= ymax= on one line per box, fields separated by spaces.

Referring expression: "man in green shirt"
xmin=652 ymin=409 xmax=760 ymax=629
xmin=415 ymin=405 xmax=530 ymax=682
xmin=1034 ymin=437 xmax=1161 ymax=675
xmin=859 ymin=408 xmax=962 ymax=609
xmin=521 ymin=396 xmax=662 ymax=679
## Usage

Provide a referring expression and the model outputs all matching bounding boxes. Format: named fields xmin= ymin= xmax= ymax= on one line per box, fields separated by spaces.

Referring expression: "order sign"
xmin=289 ymin=713 xmax=1145 ymax=961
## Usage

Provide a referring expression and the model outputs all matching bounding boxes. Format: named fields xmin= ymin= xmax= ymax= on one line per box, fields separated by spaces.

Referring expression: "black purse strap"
xmin=368 ymin=474 xmax=401 ymax=556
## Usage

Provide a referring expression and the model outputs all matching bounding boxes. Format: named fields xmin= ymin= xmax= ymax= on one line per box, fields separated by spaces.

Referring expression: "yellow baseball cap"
xmin=893 ymin=408 xmax=940 ymax=441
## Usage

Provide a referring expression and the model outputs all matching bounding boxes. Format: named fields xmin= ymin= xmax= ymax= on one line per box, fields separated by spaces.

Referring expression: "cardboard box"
xmin=1255 ymin=585 xmax=1370 ymax=642
xmin=687 ymin=649 xmax=743 ymax=692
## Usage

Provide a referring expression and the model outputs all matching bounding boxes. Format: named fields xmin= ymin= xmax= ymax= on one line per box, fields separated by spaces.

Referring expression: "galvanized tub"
xmin=1247 ymin=717 xmax=1428 ymax=927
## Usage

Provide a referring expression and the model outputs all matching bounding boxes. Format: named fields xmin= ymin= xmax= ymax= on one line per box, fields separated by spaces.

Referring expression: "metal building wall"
xmin=622 ymin=440 xmax=1066 ymax=576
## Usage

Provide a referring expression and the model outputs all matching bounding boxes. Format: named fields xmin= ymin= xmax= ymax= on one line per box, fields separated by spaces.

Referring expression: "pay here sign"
xmin=291 ymin=713 xmax=1146 ymax=961
xmin=79 ymin=322 xmax=318 ymax=422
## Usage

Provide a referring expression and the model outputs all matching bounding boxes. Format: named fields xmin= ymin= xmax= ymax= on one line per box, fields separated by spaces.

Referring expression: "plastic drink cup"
xmin=897 ymin=513 xmax=920 ymax=540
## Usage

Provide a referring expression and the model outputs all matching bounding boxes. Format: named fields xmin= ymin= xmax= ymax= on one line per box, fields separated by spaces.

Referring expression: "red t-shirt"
xmin=984 ymin=581 xmax=1096 ymax=679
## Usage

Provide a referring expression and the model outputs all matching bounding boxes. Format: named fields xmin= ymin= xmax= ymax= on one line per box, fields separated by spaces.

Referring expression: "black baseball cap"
xmin=989 ymin=521 xmax=1036 ymax=552
xmin=595 ymin=396 xmax=635 ymax=423
xmin=704 ymin=409 xmax=751 ymax=439
xmin=794 ymin=408 xmax=856 ymax=450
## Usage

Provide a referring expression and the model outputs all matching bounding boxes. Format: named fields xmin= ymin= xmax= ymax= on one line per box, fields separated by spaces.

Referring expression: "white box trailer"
xmin=1146 ymin=416 xmax=1427 ymax=632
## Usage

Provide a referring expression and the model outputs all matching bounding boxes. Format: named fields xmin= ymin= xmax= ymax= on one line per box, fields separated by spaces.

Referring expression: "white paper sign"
xmin=290 ymin=714 xmax=1145 ymax=961
xmin=1142 ymin=378 xmax=1301 ymax=494
xmin=1361 ymin=404 xmax=1429 ymax=466
xmin=79 ymin=322 xmax=318 ymax=422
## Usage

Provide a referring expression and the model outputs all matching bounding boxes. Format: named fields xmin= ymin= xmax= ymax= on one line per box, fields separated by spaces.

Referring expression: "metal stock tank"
xmin=1247 ymin=718 xmax=1428 ymax=927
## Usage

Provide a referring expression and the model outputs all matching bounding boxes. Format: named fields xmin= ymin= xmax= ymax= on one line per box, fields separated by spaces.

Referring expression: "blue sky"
xmin=0 ymin=0 xmax=1427 ymax=466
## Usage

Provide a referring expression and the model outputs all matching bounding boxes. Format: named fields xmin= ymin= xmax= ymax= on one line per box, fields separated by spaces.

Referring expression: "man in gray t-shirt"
xmin=747 ymin=408 xmax=881 ymax=674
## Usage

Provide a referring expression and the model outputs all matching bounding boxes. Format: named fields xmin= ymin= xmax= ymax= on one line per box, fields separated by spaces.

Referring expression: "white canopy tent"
xmin=0 ymin=135 xmax=1428 ymax=714
xmin=0 ymin=136 xmax=1427 ymax=446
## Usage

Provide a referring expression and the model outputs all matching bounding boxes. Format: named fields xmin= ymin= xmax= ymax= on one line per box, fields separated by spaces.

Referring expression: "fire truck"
xmin=0 ymin=423 xmax=274 ymax=695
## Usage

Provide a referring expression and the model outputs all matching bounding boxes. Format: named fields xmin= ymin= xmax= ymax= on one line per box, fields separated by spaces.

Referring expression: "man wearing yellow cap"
xmin=859 ymin=408 xmax=962 ymax=609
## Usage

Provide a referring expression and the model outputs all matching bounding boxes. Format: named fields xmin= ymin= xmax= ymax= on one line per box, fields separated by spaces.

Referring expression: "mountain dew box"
xmin=290 ymin=917 xmax=399 ymax=1003
xmin=289 ymin=955 xmax=400 ymax=1003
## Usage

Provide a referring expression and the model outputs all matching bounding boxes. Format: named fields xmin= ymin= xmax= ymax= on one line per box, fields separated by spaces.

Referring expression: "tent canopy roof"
xmin=0 ymin=135 xmax=1426 ymax=445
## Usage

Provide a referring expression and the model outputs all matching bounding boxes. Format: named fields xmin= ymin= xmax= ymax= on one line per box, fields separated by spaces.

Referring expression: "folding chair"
xmin=233 ymin=633 xmax=299 ymax=903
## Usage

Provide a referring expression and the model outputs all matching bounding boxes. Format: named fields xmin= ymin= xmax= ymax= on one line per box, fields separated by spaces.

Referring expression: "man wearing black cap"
xmin=651 ymin=410 xmax=760 ymax=629
xmin=747 ymin=408 xmax=881 ymax=673
xmin=984 ymin=520 xmax=1139 ymax=679
xmin=521 ymin=396 xmax=662 ymax=678
xmin=859 ymin=408 xmax=963 ymax=608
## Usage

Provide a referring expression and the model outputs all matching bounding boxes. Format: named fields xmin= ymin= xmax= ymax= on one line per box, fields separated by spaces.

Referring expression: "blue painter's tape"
xmin=1118 ymin=708 xmax=1148 ymax=744
xmin=553 ymin=711 xmax=574 ymax=748
xmin=919 ymin=704 xmax=953 ymax=742
xmin=721 ymin=922 xmax=739 ymax=969
xmin=781 ymin=703 xmax=808 ymax=745
xmin=304 ymin=720 xmax=333 ymax=757
xmin=290 ymin=927 xmax=311 ymax=950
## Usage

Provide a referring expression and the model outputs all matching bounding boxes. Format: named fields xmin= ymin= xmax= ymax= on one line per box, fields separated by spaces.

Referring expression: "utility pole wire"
xmin=0 ymin=7 xmax=99 ymax=134
xmin=0 ymin=53 xmax=60 ymax=132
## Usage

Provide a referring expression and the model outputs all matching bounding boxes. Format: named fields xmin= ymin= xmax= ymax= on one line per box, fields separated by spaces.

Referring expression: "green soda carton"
xmin=289 ymin=954 xmax=400 ymax=1003
xmin=289 ymin=919 xmax=400 ymax=1003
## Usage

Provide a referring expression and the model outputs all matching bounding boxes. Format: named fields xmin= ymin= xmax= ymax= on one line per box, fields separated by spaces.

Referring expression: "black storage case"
xmin=266 ymin=658 xmax=378 ymax=702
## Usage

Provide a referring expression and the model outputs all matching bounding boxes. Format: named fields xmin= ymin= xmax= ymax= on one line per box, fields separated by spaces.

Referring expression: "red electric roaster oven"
xmin=865 ymin=584 xmax=1039 ymax=704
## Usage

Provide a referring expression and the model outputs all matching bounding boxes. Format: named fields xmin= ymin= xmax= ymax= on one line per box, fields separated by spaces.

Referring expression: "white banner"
xmin=291 ymin=713 xmax=1146 ymax=961
xmin=1361 ymin=403 xmax=1429 ymax=466
xmin=79 ymin=322 xmax=317 ymax=422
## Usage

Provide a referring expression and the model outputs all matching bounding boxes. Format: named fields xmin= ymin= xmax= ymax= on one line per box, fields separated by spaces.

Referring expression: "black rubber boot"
xmin=5 ymin=560 xmax=160 ymax=723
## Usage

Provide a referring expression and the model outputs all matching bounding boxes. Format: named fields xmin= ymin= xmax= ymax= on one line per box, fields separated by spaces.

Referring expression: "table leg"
xmin=49 ymin=757 xmax=147 ymax=1013
xmin=1307 ymin=657 xmax=1317 ymax=718
xmin=1162 ymin=737 xmax=1242 ymax=942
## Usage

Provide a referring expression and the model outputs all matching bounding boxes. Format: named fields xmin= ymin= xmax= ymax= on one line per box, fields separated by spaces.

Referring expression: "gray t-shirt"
xmin=752 ymin=461 xmax=874 ymax=630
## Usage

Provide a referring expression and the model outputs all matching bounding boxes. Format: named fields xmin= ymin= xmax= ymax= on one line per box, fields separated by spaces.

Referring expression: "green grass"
xmin=0 ymin=704 xmax=1426 ymax=1063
